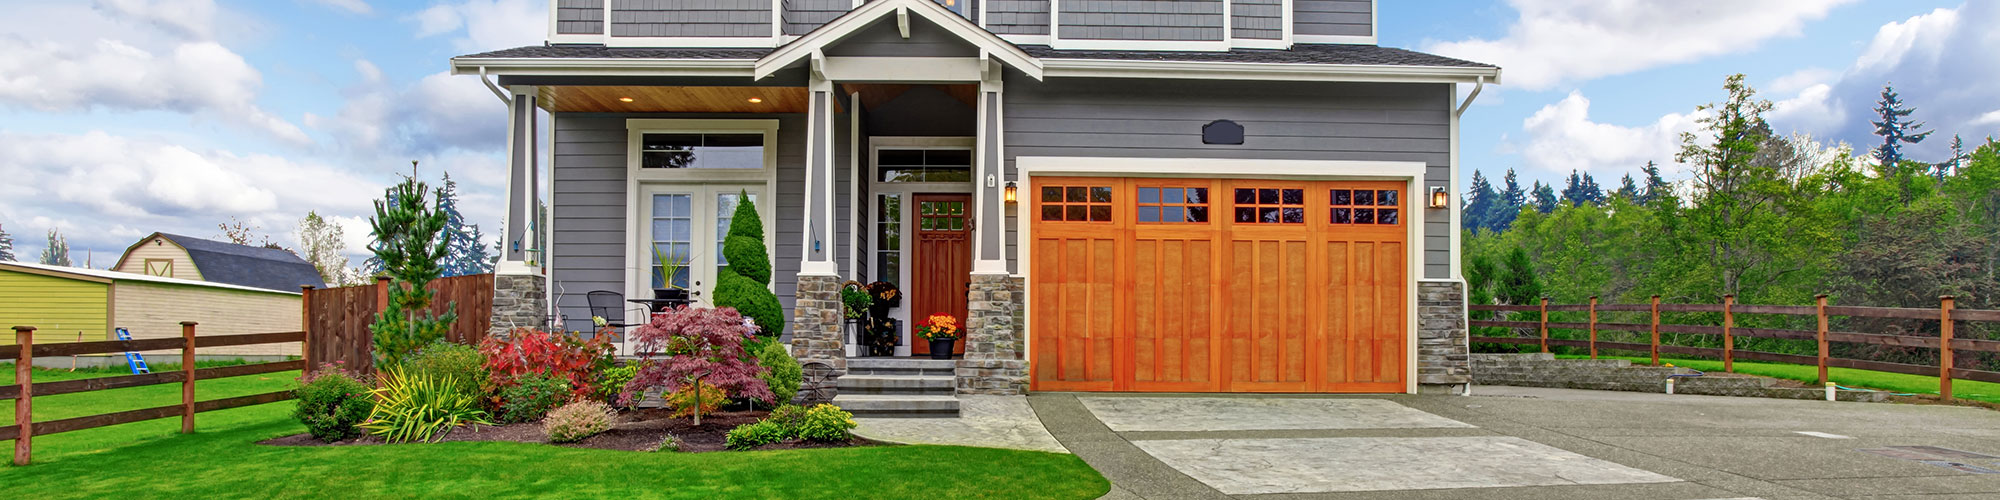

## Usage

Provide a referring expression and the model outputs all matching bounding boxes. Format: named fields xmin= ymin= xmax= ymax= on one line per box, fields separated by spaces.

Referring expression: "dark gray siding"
xmin=549 ymin=111 xmax=853 ymax=334
xmin=1057 ymin=0 xmax=1224 ymax=41
xmin=782 ymin=0 xmax=847 ymax=35
xmin=610 ymin=0 xmax=773 ymax=38
xmin=558 ymin=0 xmax=606 ymax=35
xmin=822 ymin=17 xmax=979 ymax=57
xmin=1002 ymin=77 xmax=1453 ymax=278
xmin=1230 ymin=0 xmax=1281 ymax=40
xmin=985 ymin=0 xmax=1049 ymax=35
xmin=1295 ymin=0 xmax=1372 ymax=38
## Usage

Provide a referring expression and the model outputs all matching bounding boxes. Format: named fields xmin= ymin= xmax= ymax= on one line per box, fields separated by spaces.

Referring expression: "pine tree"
xmin=1495 ymin=169 xmax=1527 ymax=230
xmin=39 ymin=228 xmax=70 ymax=267
xmin=1941 ymin=134 xmax=1965 ymax=186
xmin=0 ymin=223 xmax=14 ymax=262
xmin=1870 ymin=82 xmax=1932 ymax=174
xmin=713 ymin=191 xmax=783 ymax=345
xmin=1531 ymin=181 xmax=1558 ymax=213
xmin=1496 ymin=247 xmax=1544 ymax=306
xmin=1463 ymin=170 xmax=1499 ymax=233
xmin=436 ymin=172 xmax=495 ymax=277
xmin=1638 ymin=161 xmax=1671 ymax=205
xmin=1614 ymin=173 xmax=1639 ymax=200
xmin=367 ymin=173 xmax=457 ymax=368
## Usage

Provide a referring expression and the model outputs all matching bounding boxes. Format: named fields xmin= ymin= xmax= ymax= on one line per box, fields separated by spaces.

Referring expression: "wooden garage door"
xmin=1029 ymin=178 xmax=1407 ymax=393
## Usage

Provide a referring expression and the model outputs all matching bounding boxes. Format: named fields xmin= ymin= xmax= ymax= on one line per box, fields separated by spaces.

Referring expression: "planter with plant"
xmin=651 ymin=243 xmax=693 ymax=307
xmin=864 ymin=281 xmax=902 ymax=356
xmin=915 ymin=313 xmax=960 ymax=360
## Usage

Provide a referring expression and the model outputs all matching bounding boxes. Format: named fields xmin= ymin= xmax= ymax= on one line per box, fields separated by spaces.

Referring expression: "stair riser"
xmin=848 ymin=409 xmax=962 ymax=418
xmin=846 ymin=368 xmax=959 ymax=377
xmin=838 ymin=385 xmax=956 ymax=396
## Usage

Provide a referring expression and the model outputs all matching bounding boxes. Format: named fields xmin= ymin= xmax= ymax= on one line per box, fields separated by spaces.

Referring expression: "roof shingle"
xmin=456 ymin=43 xmax=1496 ymax=69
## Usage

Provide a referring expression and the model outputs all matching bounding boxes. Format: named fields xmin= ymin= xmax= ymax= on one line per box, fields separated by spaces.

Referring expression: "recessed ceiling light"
xmin=746 ymin=97 xmax=764 ymax=103
xmin=618 ymin=97 xmax=634 ymax=102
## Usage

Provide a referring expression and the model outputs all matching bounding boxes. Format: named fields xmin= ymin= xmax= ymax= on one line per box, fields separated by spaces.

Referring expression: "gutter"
xmin=477 ymin=66 xmax=509 ymax=106
xmin=1454 ymin=74 xmax=1487 ymax=117
xmin=451 ymin=56 xmax=1502 ymax=85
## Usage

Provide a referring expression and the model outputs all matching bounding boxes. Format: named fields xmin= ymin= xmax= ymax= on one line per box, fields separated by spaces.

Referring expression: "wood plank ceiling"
xmin=537 ymin=86 xmax=810 ymax=113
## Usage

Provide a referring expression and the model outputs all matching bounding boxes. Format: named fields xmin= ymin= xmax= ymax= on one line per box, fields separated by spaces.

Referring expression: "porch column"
xmin=490 ymin=85 xmax=546 ymax=337
xmin=959 ymin=61 xmax=1027 ymax=395
xmin=792 ymin=70 xmax=847 ymax=389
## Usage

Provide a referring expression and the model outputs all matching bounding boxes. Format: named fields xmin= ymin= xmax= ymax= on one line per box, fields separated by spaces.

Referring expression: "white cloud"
xmin=310 ymin=0 xmax=373 ymax=15
xmin=1770 ymin=83 xmax=1846 ymax=137
xmin=308 ymin=61 xmax=507 ymax=155
xmin=1425 ymin=0 xmax=1854 ymax=91
xmin=1767 ymin=3 xmax=2000 ymax=158
xmin=94 ymin=0 xmax=218 ymax=40
xmin=1518 ymin=91 xmax=1707 ymax=176
xmin=1770 ymin=68 xmax=1836 ymax=95
xmin=1971 ymin=110 xmax=2000 ymax=127
xmin=412 ymin=0 xmax=546 ymax=52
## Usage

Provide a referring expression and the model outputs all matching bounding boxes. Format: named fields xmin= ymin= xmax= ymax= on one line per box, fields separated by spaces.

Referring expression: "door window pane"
xmin=650 ymin=193 xmax=693 ymax=289
xmin=876 ymin=194 xmax=902 ymax=286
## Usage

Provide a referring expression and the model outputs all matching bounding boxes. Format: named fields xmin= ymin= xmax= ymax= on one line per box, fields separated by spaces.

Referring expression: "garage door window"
xmin=1136 ymin=186 xmax=1209 ymax=223
xmin=1040 ymin=185 xmax=1114 ymax=223
xmin=1233 ymin=187 xmax=1305 ymax=224
xmin=1331 ymin=189 xmax=1400 ymax=225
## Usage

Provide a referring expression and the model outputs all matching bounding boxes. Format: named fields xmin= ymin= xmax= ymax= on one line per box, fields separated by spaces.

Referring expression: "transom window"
xmin=1233 ymin=187 xmax=1305 ymax=224
xmin=1137 ymin=187 xmax=1210 ymax=223
xmin=1040 ymin=185 xmax=1114 ymax=222
xmin=640 ymin=133 xmax=764 ymax=169
xmin=1331 ymin=189 xmax=1401 ymax=225
xmin=878 ymin=148 xmax=972 ymax=182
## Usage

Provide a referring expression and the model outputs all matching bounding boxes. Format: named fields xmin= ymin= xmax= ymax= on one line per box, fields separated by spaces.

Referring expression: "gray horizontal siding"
xmin=1294 ymin=0 xmax=1371 ymax=38
xmin=782 ymin=0 xmax=847 ymax=35
xmin=610 ymin=0 xmax=773 ymax=38
xmin=822 ymin=15 xmax=979 ymax=57
xmin=550 ymin=111 xmax=853 ymax=335
xmin=1057 ymin=0 xmax=1224 ymax=41
xmin=1001 ymin=77 xmax=1453 ymax=278
xmin=1230 ymin=0 xmax=1281 ymax=40
xmin=985 ymin=0 xmax=1049 ymax=35
xmin=558 ymin=0 xmax=606 ymax=35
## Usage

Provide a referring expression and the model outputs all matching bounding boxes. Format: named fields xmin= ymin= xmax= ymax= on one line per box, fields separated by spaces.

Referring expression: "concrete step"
xmin=837 ymin=374 xmax=957 ymax=395
xmin=832 ymin=394 xmax=960 ymax=418
xmin=847 ymin=357 xmax=958 ymax=376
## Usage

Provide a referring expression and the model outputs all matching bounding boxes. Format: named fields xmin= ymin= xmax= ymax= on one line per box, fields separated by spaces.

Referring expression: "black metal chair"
xmin=586 ymin=291 xmax=647 ymax=342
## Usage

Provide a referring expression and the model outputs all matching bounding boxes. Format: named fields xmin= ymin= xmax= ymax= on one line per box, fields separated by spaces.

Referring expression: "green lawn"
xmin=1555 ymin=354 xmax=2000 ymax=404
xmin=1 ymin=364 xmax=1109 ymax=499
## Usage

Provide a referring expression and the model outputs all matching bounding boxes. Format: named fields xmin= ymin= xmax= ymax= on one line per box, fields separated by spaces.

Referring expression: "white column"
xmin=972 ymin=61 xmax=1008 ymax=275
xmin=497 ymin=85 xmax=540 ymax=275
xmin=799 ymin=74 xmax=839 ymax=277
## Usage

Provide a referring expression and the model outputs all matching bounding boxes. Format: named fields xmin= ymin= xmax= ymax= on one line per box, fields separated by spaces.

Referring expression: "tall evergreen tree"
xmin=1496 ymin=169 xmax=1527 ymax=230
xmin=713 ymin=191 xmax=783 ymax=345
xmin=1530 ymin=181 xmax=1558 ymax=213
xmin=1463 ymin=170 xmax=1499 ymax=233
xmin=367 ymin=173 xmax=457 ymax=368
xmin=1495 ymin=247 xmax=1544 ymax=306
xmin=1559 ymin=170 xmax=1607 ymax=207
xmin=39 ymin=228 xmax=70 ymax=266
xmin=1870 ymin=82 xmax=1932 ymax=173
xmin=1638 ymin=161 xmax=1671 ymax=205
xmin=1614 ymin=173 xmax=1639 ymax=200
xmin=436 ymin=172 xmax=495 ymax=277
xmin=0 ymin=223 xmax=14 ymax=262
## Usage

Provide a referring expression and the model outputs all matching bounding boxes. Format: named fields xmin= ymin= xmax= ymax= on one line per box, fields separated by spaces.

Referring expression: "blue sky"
xmin=2 ymin=0 xmax=1995 ymax=266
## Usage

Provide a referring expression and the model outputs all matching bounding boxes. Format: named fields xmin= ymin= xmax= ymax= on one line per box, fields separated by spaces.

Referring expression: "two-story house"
xmin=452 ymin=0 xmax=1498 ymax=404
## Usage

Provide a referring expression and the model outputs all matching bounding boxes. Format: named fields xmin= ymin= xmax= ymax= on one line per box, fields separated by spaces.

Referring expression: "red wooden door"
xmin=912 ymin=194 xmax=972 ymax=355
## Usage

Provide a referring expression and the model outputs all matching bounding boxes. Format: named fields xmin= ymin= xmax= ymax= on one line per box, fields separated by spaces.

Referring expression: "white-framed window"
xmin=624 ymin=119 xmax=780 ymax=317
xmin=876 ymin=148 xmax=974 ymax=182
xmin=626 ymin=119 xmax=779 ymax=184
xmin=635 ymin=185 xmax=767 ymax=307
xmin=875 ymin=193 xmax=903 ymax=286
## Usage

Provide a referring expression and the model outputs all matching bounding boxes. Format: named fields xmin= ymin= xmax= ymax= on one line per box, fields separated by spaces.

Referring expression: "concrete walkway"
xmin=1031 ymin=386 xmax=2000 ymax=499
xmin=851 ymin=395 xmax=1068 ymax=454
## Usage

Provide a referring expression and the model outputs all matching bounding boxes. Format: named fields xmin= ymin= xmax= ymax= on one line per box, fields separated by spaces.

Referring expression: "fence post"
xmin=1815 ymin=294 xmax=1829 ymax=386
xmin=375 ymin=276 xmax=391 ymax=313
xmin=1722 ymin=294 xmax=1735 ymax=373
xmin=180 ymin=321 xmax=197 ymax=434
xmin=1588 ymin=296 xmax=1599 ymax=359
xmin=299 ymin=285 xmax=315 ymax=376
xmin=1538 ymin=297 xmax=1549 ymax=354
xmin=1941 ymin=295 xmax=1955 ymax=402
xmin=1650 ymin=295 xmax=1661 ymax=366
xmin=12 ymin=326 xmax=33 ymax=466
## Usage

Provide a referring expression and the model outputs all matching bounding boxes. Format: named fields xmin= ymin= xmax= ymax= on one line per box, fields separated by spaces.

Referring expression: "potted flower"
xmin=915 ymin=313 xmax=960 ymax=360
xmin=652 ymin=244 xmax=693 ymax=308
xmin=840 ymin=282 xmax=872 ymax=320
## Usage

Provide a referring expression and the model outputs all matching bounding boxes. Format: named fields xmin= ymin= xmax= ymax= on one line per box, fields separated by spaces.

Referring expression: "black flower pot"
xmin=928 ymin=339 xmax=956 ymax=360
xmin=653 ymin=288 xmax=691 ymax=311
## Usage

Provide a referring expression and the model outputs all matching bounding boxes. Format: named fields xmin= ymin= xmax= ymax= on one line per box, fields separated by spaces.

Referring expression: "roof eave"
xmin=752 ymin=0 xmax=1042 ymax=80
xmin=449 ymin=56 xmax=758 ymax=77
xmin=1040 ymin=59 xmax=1502 ymax=84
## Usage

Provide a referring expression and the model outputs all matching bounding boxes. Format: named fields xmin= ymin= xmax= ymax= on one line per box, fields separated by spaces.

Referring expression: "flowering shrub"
xmin=292 ymin=364 xmax=374 ymax=442
xmin=724 ymin=419 xmax=788 ymax=450
xmin=498 ymin=372 xmax=572 ymax=423
xmin=666 ymin=381 xmax=726 ymax=420
xmin=543 ymin=400 xmax=615 ymax=443
xmin=480 ymin=329 xmax=611 ymax=399
xmin=797 ymin=404 xmax=857 ymax=442
xmin=915 ymin=313 xmax=960 ymax=341
xmin=624 ymin=306 xmax=773 ymax=425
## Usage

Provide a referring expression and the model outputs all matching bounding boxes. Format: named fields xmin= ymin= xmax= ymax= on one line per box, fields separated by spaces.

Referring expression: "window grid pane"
xmin=1135 ymin=186 xmax=1209 ymax=224
xmin=877 ymin=194 xmax=902 ymax=286
xmin=1041 ymin=184 xmax=1116 ymax=223
xmin=650 ymin=194 xmax=693 ymax=289
xmin=1330 ymin=188 xmax=1399 ymax=225
xmin=1233 ymin=186 xmax=1305 ymax=224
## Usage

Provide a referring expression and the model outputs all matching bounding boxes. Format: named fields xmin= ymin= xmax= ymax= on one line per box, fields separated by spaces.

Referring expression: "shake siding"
xmin=1230 ymin=0 xmax=1282 ymax=40
xmin=0 ymin=269 xmax=109 ymax=341
xmin=1057 ymin=0 xmax=1225 ymax=41
xmin=1294 ymin=0 xmax=1372 ymax=38
xmin=610 ymin=0 xmax=773 ymax=38
xmin=822 ymin=16 xmax=979 ymax=57
xmin=985 ymin=0 xmax=1050 ymax=35
xmin=1001 ymin=77 xmax=1453 ymax=278
xmin=113 ymin=239 xmax=202 ymax=281
xmin=113 ymin=281 xmax=302 ymax=357
xmin=550 ymin=112 xmax=852 ymax=336
xmin=557 ymin=0 xmax=606 ymax=34
xmin=783 ymin=0 xmax=850 ymax=35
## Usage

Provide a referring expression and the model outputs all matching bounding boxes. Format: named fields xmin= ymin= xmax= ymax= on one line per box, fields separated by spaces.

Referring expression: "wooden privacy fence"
xmin=4 ymin=323 xmax=304 ymax=465
xmin=302 ymin=274 xmax=494 ymax=374
xmin=1470 ymin=295 xmax=2000 ymax=401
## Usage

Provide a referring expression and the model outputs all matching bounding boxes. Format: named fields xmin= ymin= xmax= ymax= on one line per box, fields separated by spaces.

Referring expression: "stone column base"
xmin=959 ymin=274 xmax=1028 ymax=395
xmin=791 ymin=274 xmax=847 ymax=396
xmin=1418 ymin=280 xmax=1471 ymax=388
xmin=489 ymin=272 xmax=546 ymax=339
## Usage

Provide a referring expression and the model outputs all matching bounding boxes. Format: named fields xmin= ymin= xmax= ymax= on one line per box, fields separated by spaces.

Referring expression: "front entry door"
xmin=912 ymin=193 xmax=972 ymax=355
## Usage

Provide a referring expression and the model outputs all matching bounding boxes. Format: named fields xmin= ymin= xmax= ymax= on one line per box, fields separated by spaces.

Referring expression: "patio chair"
xmin=586 ymin=290 xmax=648 ymax=342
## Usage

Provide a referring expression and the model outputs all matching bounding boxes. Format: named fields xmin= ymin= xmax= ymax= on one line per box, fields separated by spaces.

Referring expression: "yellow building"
xmin=0 ymin=261 xmax=303 ymax=362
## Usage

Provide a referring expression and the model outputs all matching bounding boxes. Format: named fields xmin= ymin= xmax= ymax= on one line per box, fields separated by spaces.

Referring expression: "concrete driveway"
xmin=1029 ymin=386 xmax=2000 ymax=499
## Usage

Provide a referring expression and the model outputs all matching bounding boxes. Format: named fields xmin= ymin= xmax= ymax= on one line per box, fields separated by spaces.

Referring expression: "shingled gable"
xmin=752 ymin=0 xmax=1043 ymax=80
xmin=118 ymin=232 xmax=327 ymax=292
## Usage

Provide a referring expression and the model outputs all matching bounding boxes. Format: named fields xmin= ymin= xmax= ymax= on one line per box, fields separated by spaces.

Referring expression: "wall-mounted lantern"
xmin=1003 ymin=181 xmax=1018 ymax=204
xmin=1429 ymin=187 xmax=1450 ymax=209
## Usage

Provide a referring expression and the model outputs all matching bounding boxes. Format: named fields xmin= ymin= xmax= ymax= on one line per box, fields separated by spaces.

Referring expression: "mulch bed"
xmin=259 ymin=408 xmax=875 ymax=453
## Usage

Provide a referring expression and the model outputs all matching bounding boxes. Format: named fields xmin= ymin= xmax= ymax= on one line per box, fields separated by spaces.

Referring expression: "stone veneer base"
xmin=489 ymin=273 xmax=546 ymax=339
xmin=1417 ymin=280 xmax=1471 ymax=387
xmin=791 ymin=274 xmax=847 ymax=398
xmin=958 ymin=274 xmax=1027 ymax=395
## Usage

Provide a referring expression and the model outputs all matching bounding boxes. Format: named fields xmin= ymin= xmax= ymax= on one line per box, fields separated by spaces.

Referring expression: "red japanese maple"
xmin=622 ymin=306 xmax=773 ymax=424
xmin=480 ymin=328 xmax=612 ymax=399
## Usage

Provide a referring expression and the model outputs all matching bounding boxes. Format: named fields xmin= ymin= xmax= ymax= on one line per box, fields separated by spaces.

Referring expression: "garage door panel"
xmin=1132 ymin=236 xmax=1218 ymax=391
xmin=1228 ymin=236 xmax=1312 ymax=392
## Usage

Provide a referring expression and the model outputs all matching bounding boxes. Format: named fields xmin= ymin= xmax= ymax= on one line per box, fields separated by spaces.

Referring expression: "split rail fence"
xmin=3 ymin=323 xmax=305 ymax=465
xmin=1470 ymin=295 xmax=2000 ymax=401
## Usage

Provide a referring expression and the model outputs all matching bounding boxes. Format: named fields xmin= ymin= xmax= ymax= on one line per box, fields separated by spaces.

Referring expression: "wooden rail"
xmin=4 ymin=324 xmax=306 ymax=465
xmin=1471 ymin=295 xmax=1988 ymax=401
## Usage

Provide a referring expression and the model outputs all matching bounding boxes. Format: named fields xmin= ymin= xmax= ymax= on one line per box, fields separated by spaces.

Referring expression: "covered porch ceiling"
xmin=536 ymin=84 xmax=976 ymax=113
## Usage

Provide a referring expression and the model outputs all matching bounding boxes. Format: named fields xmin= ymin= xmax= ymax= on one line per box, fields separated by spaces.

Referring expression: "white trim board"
xmin=754 ymin=0 xmax=1042 ymax=80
